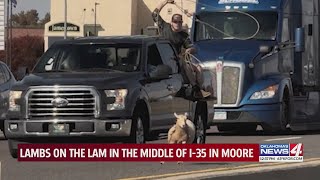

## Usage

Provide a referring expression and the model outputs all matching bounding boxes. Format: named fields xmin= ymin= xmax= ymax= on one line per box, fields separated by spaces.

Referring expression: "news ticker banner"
xmin=17 ymin=143 xmax=303 ymax=162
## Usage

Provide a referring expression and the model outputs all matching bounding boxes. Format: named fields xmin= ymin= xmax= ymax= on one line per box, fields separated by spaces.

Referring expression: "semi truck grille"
xmin=26 ymin=86 xmax=99 ymax=118
xmin=222 ymin=67 xmax=240 ymax=104
xmin=203 ymin=61 xmax=244 ymax=107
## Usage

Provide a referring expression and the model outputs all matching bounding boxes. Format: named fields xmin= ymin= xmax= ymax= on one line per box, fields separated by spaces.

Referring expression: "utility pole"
xmin=64 ymin=0 xmax=67 ymax=39
xmin=6 ymin=0 xmax=9 ymax=66
xmin=9 ymin=0 xmax=12 ymax=69
xmin=94 ymin=2 xmax=99 ymax=36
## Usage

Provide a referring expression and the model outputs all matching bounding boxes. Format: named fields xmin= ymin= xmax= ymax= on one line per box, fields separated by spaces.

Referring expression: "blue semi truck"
xmin=189 ymin=0 xmax=320 ymax=132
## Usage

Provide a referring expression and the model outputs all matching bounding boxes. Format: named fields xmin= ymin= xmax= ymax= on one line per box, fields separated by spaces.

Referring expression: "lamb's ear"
xmin=184 ymin=112 xmax=188 ymax=117
xmin=174 ymin=112 xmax=179 ymax=118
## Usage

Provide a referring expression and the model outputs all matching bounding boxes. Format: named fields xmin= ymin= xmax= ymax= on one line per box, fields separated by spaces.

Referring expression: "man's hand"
xmin=185 ymin=47 xmax=197 ymax=54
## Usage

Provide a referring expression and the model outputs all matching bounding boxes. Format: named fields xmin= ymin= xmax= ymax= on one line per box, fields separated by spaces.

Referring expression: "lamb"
xmin=168 ymin=112 xmax=196 ymax=144
xmin=161 ymin=112 xmax=196 ymax=165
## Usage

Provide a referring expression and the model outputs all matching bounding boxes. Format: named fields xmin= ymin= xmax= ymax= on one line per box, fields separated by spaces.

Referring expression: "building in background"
xmin=44 ymin=0 xmax=195 ymax=50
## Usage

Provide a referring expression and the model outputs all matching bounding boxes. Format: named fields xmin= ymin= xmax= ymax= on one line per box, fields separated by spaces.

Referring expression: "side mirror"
xmin=17 ymin=66 xmax=29 ymax=80
xmin=149 ymin=64 xmax=172 ymax=80
xmin=295 ymin=27 xmax=305 ymax=52
xmin=259 ymin=45 xmax=271 ymax=53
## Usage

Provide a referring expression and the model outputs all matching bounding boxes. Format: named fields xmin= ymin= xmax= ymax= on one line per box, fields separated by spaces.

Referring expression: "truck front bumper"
xmin=209 ymin=103 xmax=281 ymax=130
xmin=4 ymin=119 xmax=132 ymax=139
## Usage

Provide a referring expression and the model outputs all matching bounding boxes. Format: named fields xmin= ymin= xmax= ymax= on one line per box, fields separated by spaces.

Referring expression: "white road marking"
xmin=264 ymin=137 xmax=302 ymax=142
xmin=157 ymin=159 xmax=320 ymax=180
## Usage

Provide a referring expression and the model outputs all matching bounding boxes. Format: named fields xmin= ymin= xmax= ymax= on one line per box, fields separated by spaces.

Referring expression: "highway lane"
xmin=201 ymin=165 xmax=320 ymax=180
xmin=1 ymin=127 xmax=320 ymax=180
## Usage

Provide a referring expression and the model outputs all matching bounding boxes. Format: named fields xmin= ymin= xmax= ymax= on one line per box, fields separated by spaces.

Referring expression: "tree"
xmin=40 ymin=13 xmax=50 ymax=26
xmin=0 ymin=36 xmax=44 ymax=78
xmin=25 ymin=10 xmax=39 ymax=26
xmin=11 ymin=9 xmax=40 ymax=27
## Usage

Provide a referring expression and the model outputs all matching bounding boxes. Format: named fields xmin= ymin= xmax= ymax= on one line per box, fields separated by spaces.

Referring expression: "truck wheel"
xmin=0 ymin=121 xmax=3 ymax=132
xmin=263 ymin=92 xmax=290 ymax=133
xmin=126 ymin=112 xmax=146 ymax=144
xmin=193 ymin=113 xmax=206 ymax=144
xmin=8 ymin=140 xmax=18 ymax=159
xmin=280 ymin=93 xmax=290 ymax=131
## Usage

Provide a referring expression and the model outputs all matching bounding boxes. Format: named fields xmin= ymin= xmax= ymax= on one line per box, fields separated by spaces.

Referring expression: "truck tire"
xmin=263 ymin=91 xmax=290 ymax=133
xmin=125 ymin=111 xmax=147 ymax=144
xmin=280 ymin=92 xmax=290 ymax=131
xmin=0 ymin=121 xmax=7 ymax=140
xmin=193 ymin=112 xmax=206 ymax=144
xmin=8 ymin=140 xmax=18 ymax=159
xmin=0 ymin=121 xmax=3 ymax=132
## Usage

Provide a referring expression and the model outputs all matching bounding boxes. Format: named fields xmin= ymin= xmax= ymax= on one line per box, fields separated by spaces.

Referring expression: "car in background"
xmin=0 ymin=61 xmax=16 ymax=134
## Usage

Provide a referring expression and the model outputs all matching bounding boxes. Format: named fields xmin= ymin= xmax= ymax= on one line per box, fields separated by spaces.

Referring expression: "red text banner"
xmin=18 ymin=144 xmax=260 ymax=162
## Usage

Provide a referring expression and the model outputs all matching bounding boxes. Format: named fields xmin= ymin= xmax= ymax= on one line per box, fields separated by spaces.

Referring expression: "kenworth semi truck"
xmin=190 ymin=0 xmax=320 ymax=132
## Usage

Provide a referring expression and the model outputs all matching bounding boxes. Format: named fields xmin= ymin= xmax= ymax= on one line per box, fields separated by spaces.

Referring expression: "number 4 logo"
xmin=290 ymin=143 xmax=303 ymax=156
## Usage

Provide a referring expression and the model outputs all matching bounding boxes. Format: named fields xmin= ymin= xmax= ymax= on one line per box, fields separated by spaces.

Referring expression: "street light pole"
xmin=64 ymin=0 xmax=67 ymax=39
xmin=9 ymin=0 xmax=12 ymax=69
xmin=6 ymin=0 xmax=9 ymax=66
xmin=94 ymin=2 xmax=99 ymax=36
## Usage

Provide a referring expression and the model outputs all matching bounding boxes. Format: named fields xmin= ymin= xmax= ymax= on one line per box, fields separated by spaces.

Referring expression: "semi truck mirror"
xmin=295 ymin=27 xmax=305 ymax=52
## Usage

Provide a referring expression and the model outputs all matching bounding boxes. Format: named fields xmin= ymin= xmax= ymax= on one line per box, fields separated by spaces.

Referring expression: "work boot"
xmin=200 ymin=90 xmax=211 ymax=98
xmin=194 ymin=89 xmax=211 ymax=99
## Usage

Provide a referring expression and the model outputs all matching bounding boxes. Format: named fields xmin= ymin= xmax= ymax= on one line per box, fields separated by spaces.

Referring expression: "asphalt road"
xmin=202 ymin=165 xmax=320 ymax=180
xmin=1 ymin=127 xmax=320 ymax=180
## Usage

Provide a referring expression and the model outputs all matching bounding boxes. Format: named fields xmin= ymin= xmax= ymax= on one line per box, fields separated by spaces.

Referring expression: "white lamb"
xmin=161 ymin=112 xmax=196 ymax=164
xmin=168 ymin=112 xmax=196 ymax=144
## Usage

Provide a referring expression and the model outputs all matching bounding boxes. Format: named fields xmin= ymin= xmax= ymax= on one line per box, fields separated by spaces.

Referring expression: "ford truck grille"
xmin=26 ymin=86 xmax=99 ymax=118
xmin=203 ymin=61 xmax=244 ymax=107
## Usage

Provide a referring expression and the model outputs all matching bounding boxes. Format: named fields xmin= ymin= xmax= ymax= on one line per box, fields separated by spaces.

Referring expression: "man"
xmin=152 ymin=0 xmax=211 ymax=98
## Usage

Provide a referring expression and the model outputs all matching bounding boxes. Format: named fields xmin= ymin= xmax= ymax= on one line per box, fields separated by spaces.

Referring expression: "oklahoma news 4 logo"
xmin=259 ymin=143 xmax=303 ymax=162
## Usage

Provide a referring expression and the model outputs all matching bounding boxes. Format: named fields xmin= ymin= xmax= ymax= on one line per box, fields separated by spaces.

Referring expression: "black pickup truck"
xmin=4 ymin=35 xmax=215 ymax=158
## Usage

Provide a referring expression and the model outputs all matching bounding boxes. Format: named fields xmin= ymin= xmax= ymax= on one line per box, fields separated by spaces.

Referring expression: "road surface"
xmin=1 ymin=127 xmax=320 ymax=180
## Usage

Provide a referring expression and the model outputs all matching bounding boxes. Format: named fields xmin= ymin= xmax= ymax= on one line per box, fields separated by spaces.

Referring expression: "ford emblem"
xmin=51 ymin=97 xmax=69 ymax=107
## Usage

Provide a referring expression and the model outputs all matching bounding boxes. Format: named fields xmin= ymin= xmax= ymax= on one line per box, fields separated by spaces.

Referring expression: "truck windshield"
xmin=33 ymin=44 xmax=142 ymax=73
xmin=194 ymin=11 xmax=277 ymax=41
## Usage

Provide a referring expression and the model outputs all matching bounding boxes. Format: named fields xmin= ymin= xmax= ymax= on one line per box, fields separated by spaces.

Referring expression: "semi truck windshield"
xmin=195 ymin=11 xmax=277 ymax=41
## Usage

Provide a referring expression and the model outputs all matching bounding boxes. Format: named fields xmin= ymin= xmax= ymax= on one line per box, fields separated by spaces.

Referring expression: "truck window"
xmin=2 ymin=65 xmax=11 ymax=82
xmin=33 ymin=46 xmax=62 ymax=72
xmin=147 ymin=44 xmax=164 ymax=75
xmin=157 ymin=43 xmax=179 ymax=74
xmin=0 ymin=65 xmax=6 ymax=84
xmin=33 ymin=44 xmax=141 ymax=73
xmin=194 ymin=11 xmax=277 ymax=41
xmin=281 ymin=18 xmax=290 ymax=42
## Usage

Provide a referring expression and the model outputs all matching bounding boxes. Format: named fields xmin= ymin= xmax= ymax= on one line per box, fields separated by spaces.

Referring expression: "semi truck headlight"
xmin=104 ymin=89 xmax=128 ymax=110
xmin=9 ymin=91 xmax=22 ymax=111
xmin=250 ymin=85 xmax=278 ymax=100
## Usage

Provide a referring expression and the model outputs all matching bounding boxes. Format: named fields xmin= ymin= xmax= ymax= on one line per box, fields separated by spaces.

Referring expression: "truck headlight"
xmin=104 ymin=89 xmax=128 ymax=110
xmin=9 ymin=91 xmax=22 ymax=111
xmin=250 ymin=85 xmax=278 ymax=100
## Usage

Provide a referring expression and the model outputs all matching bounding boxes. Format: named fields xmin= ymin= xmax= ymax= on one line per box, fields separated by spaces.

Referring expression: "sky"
xmin=12 ymin=0 xmax=50 ymax=19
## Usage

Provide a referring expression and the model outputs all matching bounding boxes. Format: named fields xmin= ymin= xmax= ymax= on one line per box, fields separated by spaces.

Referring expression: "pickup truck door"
xmin=156 ymin=42 xmax=191 ymax=123
xmin=144 ymin=43 xmax=175 ymax=130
